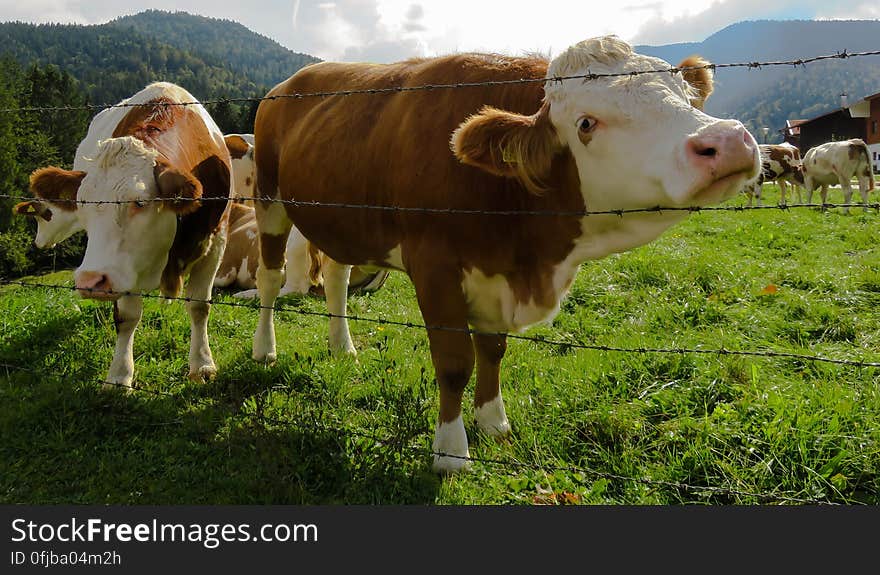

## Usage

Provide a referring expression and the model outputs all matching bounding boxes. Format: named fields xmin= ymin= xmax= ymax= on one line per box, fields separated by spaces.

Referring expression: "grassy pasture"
xmin=1 ymin=184 xmax=879 ymax=505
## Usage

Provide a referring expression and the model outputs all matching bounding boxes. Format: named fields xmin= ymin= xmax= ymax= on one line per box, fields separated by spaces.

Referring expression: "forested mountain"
xmin=0 ymin=11 xmax=319 ymax=133
xmin=108 ymin=10 xmax=315 ymax=92
xmin=637 ymin=20 xmax=880 ymax=142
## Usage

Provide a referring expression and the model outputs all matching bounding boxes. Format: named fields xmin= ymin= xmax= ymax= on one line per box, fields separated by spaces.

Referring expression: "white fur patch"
xmin=475 ymin=395 xmax=510 ymax=437
xmin=35 ymin=209 xmax=81 ymax=249
xmin=236 ymin=256 xmax=254 ymax=286
xmin=432 ymin=415 xmax=471 ymax=474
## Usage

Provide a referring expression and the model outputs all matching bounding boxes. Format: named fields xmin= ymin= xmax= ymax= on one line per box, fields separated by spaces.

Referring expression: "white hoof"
xmin=252 ymin=350 xmax=277 ymax=365
xmin=475 ymin=395 xmax=511 ymax=438
xmin=278 ymin=283 xmax=311 ymax=297
xmin=101 ymin=380 xmax=134 ymax=393
xmin=232 ymin=288 xmax=259 ymax=299
xmin=431 ymin=416 xmax=471 ymax=474
xmin=188 ymin=364 xmax=217 ymax=383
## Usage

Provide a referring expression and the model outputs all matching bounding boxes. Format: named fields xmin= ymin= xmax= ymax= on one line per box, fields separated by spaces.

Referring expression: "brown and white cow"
xmin=29 ymin=82 xmax=231 ymax=388
xmin=251 ymin=36 xmax=760 ymax=473
xmin=743 ymin=143 xmax=805 ymax=206
xmin=803 ymin=138 xmax=875 ymax=213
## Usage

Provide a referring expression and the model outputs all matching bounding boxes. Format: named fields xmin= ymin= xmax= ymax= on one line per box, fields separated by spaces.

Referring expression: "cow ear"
xmin=224 ymin=134 xmax=251 ymax=160
xmin=154 ymin=159 xmax=203 ymax=215
xmin=13 ymin=200 xmax=38 ymax=217
xmin=14 ymin=200 xmax=53 ymax=222
xmin=451 ymin=103 xmax=561 ymax=195
xmin=29 ymin=167 xmax=85 ymax=212
xmin=678 ymin=55 xmax=714 ymax=111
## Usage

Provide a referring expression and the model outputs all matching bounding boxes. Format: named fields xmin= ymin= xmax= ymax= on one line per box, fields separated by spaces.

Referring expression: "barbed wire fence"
xmin=2 ymin=48 xmax=880 ymax=114
xmin=2 ymin=46 xmax=880 ymax=504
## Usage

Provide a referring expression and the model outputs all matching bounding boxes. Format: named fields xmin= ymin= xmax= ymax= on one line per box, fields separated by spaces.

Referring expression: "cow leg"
xmin=410 ymin=266 xmax=475 ymax=474
xmin=839 ymin=175 xmax=853 ymax=214
xmin=106 ymin=294 xmax=143 ymax=389
xmin=185 ymin=232 xmax=226 ymax=383
xmin=279 ymin=226 xmax=313 ymax=297
xmin=778 ymin=180 xmax=788 ymax=206
xmin=252 ymin=202 xmax=292 ymax=363
xmin=323 ymin=259 xmax=356 ymax=355
xmin=857 ymin=180 xmax=870 ymax=211
xmin=819 ymin=185 xmax=829 ymax=211
xmin=473 ymin=332 xmax=510 ymax=438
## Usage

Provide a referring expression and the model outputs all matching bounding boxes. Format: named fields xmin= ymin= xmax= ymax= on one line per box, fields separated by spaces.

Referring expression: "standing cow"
xmin=28 ymin=82 xmax=231 ymax=388
xmin=214 ymin=202 xmax=389 ymax=296
xmin=251 ymin=36 xmax=760 ymax=472
xmin=803 ymin=138 xmax=875 ymax=213
xmin=743 ymin=143 xmax=805 ymax=206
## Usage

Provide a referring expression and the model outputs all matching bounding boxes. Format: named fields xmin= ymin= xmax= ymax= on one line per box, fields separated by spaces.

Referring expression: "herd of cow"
xmin=7 ymin=36 xmax=872 ymax=473
xmin=742 ymin=139 xmax=874 ymax=211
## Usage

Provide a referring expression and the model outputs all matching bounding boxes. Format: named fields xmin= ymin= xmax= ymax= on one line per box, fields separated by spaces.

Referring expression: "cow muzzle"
xmin=685 ymin=120 xmax=760 ymax=204
xmin=75 ymin=270 xmax=119 ymax=300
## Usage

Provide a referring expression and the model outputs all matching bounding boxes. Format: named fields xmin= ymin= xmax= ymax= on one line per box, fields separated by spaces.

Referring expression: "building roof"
xmin=783 ymin=119 xmax=807 ymax=136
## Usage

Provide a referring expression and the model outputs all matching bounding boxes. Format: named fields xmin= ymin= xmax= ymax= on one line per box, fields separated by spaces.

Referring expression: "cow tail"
xmin=863 ymin=144 xmax=875 ymax=190
xmin=307 ymin=242 xmax=323 ymax=286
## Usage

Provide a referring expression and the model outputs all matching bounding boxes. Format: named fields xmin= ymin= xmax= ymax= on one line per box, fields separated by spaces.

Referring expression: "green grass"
xmin=2 ymin=185 xmax=879 ymax=504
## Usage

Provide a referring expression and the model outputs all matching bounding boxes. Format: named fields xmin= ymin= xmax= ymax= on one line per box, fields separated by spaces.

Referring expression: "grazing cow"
xmin=29 ymin=82 xmax=231 ymax=388
xmin=743 ymin=143 xmax=805 ymax=206
xmin=11 ymin=107 xmax=126 ymax=248
xmin=252 ymin=36 xmax=760 ymax=473
xmin=12 ymin=198 xmax=80 ymax=249
xmin=214 ymin=203 xmax=389 ymax=295
xmin=803 ymin=138 xmax=875 ymax=213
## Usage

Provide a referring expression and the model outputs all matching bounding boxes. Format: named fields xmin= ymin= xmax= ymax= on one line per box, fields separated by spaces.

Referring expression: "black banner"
xmin=1 ymin=505 xmax=877 ymax=572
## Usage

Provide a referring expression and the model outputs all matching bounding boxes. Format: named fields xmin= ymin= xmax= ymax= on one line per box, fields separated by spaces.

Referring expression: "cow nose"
xmin=687 ymin=120 xmax=758 ymax=181
xmin=75 ymin=271 xmax=114 ymax=298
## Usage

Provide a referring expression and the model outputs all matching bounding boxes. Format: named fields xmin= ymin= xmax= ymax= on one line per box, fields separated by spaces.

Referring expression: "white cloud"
xmin=1 ymin=0 xmax=877 ymax=62
xmin=0 ymin=0 xmax=84 ymax=24
xmin=817 ymin=3 xmax=880 ymax=20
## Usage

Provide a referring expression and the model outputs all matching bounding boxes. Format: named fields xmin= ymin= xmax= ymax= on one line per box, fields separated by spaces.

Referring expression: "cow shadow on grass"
xmin=0 ymin=311 xmax=106 ymax=381
xmin=1 ymin=346 xmax=443 ymax=504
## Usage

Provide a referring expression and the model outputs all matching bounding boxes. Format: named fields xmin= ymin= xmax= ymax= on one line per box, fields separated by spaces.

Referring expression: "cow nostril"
xmin=696 ymin=147 xmax=718 ymax=158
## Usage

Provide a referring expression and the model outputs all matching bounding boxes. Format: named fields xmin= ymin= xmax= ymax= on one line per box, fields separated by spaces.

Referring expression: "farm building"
xmin=783 ymin=92 xmax=880 ymax=173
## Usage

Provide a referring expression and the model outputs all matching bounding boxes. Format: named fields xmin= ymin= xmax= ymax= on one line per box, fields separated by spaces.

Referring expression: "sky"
xmin=1 ymin=1 xmax=878 ymax=62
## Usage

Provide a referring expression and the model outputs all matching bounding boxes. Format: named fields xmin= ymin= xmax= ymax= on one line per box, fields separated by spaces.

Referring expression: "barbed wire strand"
xmin=2 ymin=49 xmax=879 ymax=114
xmin=2 ymin=193 xmax=878 ymax=218
xmin=3 ymin=278 xmax=879 ymax=369
xmin=0 ymin=362 xmax=840 ymax=505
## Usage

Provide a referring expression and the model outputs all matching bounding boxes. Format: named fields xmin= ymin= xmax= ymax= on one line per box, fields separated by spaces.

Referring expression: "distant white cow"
xmin=803 ymin=139 xmax=875 ymax=213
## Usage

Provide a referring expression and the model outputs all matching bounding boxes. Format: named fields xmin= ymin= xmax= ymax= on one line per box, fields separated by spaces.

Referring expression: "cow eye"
xmin=133 ymin=200 xmax=147 ymax=209
xmin=577 ymin=116 xmax=598 ymax=134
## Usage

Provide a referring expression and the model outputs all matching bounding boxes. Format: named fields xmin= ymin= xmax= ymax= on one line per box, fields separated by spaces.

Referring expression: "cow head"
xmin=29 ymin=136 xmax=202 ymax=299
xmin=13 ymin=198 xmax=82 ymax=249
xmin=452 ymin=36 xmax=759 ymax=211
